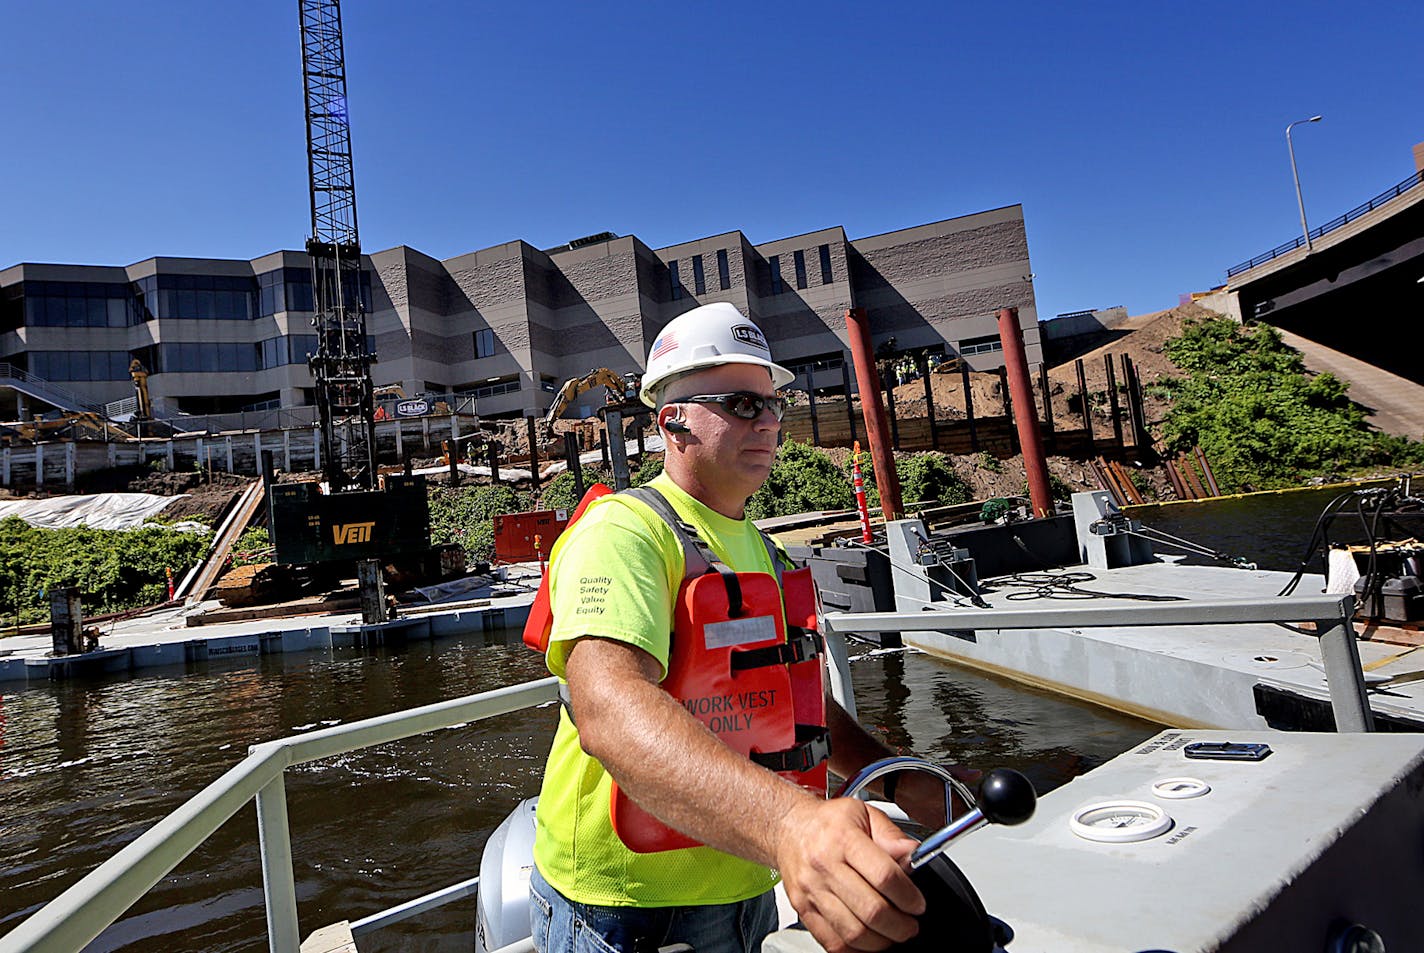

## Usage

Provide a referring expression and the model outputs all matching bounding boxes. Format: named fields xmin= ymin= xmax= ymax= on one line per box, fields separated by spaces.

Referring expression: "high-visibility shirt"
xmin=532 ymin=472 xmax=781 ymax=907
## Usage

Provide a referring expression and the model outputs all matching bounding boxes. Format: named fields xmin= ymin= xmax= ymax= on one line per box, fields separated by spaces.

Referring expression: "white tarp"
xmin=0 ymin=493 xmax=198 ymax=531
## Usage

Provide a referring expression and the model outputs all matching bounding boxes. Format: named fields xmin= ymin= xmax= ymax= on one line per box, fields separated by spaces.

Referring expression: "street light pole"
xmin=1286 ymin=115 xmax=1323 ymax=251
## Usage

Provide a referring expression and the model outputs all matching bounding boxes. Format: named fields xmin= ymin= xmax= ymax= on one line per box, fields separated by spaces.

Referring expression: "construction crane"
xmin=299 ymin=0 xmax=376 ymax=493
xmin=265 ymin=0 xmax=431 ymax=587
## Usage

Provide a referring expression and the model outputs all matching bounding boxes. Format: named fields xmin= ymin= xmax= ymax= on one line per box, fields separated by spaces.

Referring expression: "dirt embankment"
xmin=886 ymin=302 xmax=1204 ymax=433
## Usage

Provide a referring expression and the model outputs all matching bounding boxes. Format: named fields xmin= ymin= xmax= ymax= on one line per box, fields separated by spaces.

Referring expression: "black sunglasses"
xmin=677 ymin=391 xmax=788 ymax=421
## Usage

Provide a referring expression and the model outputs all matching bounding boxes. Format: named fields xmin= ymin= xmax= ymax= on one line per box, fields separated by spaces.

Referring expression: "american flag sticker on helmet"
xmin=651 ymin=332 xmax=678 ymax=359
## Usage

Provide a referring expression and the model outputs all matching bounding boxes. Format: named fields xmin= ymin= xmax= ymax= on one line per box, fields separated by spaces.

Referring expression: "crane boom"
xmin=299 ymin=0 xmax=376 ymax=493
xmin=266 ymin=1 xmax=432 ymax=572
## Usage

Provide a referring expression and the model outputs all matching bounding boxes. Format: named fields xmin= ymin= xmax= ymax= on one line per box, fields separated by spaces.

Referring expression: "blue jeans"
xmin=529 ymin=865 xmax=779 ymax=953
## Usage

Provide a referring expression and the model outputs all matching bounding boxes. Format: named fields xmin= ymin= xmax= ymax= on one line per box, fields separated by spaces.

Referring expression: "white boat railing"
xmin=822 ymin=592 xmax=1374 ymax=732
xmin=0 ymin=676 xmax=560 ymax=953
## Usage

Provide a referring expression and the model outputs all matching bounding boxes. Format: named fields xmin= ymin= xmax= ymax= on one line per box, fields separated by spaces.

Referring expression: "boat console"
xmin=764 ymin=730 xmax=1424 ymax=953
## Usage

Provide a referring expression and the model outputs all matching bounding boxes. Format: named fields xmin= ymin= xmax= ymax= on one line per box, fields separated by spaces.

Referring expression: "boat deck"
xmin=904 ymin=558 xmax=1424 ymax=729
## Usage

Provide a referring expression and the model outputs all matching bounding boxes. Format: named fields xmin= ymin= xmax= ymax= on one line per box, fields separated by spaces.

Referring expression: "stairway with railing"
xmin=0 ymin=363 xmax=110 ymax=416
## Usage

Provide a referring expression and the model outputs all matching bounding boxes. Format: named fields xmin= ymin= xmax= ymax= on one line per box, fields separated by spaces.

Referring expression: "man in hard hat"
xmin=529 ymin=302 xmax=964 ymax=953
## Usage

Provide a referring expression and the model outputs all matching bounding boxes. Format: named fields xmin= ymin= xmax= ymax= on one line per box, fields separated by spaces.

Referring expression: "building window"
xmin=819 ymin=244 xmax=833 ymax=285
xmin=692 ymin=254 xmax=706 ymax=295
xmin=474 ymin=328 xmax=496 ymax=358
xmin=959 ymin=334 xmax=1004 ymax=356
xmin=769 ymin=255 xmax=783 ymax=295
xmin=669 ymin=260 xmax=684 ymax=300
xmin=793 ymin=250 xmax=807 ymax=290
xmin=717 ymin=249 xmax=731 ymax=290
xmin=30 ymin=350 xmax=132 ymax=381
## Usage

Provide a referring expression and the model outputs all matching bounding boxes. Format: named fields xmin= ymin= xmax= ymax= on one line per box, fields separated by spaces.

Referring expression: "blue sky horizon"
xmin=4 ymin=0 xmax=1421 ymax=321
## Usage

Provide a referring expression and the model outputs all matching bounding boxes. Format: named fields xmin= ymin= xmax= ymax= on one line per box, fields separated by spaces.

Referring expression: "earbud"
xmin=664 ymin=419 xmax=691 ymax=434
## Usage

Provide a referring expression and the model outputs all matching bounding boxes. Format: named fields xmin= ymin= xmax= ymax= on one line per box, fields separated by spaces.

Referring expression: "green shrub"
xmin=427 ymin=483 xmax=528 ymax=563
xmin=1154 ymin=317 xmax=1424 ymax=490
xmin=632 ymin=455 xmax=664 ymax=487
xmin=900 ymin=453 xmax=973 ymax=505
xmin=538 ymin=467 xmax=610 ymax=512
xmin=232 ymin=526 xmax=272 ymax=567
xmin=747 ymin=441 xmax=855 ymax=520
xmin=0 ymin=517 xmax=209 ymax=625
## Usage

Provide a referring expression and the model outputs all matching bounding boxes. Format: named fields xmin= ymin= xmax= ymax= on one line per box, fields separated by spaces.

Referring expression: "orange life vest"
xmin=521 ymin=483 xmax=830 ymax=854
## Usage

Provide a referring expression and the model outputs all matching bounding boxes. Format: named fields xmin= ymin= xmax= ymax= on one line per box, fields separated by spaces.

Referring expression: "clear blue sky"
xmin=4 ymin=0 xmax=1420 ymax=320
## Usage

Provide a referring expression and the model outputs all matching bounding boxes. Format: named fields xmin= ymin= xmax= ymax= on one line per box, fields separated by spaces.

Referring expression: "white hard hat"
xmin=641 ymin=303 xmax=795 ymax=407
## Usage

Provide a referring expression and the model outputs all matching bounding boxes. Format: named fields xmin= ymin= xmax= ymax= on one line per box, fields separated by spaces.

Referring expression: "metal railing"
xmin=0 ymin=363 xmax=109 ymax=415
xmin=0 ymin=677 xmax=560 ymax=953
xmin=1227 ymin=169 xmax=1424 ymax=278
xmin=821 ymin=592 xmax=1374 ymax=732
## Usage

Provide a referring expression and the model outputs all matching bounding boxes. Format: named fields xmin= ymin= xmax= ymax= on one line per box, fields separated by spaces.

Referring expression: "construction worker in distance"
xmin=528 ymin=301 xmax=977 ymax=953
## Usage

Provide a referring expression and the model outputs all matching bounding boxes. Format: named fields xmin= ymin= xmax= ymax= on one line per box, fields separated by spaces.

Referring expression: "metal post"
xmin=1037 ymin=361 xmax=1056 ymax=453
xmin=564 ymin=432 xmax=585 ymax=500
xmin=1104 ymin=354 xmax=1124 ymax=448
xmin=50 ymin=587 xmax=83 ymax=656
xmin=1074 ymin=359 xmax=1093 ymax=444
xmin=961 ymin=361 xmax=977 ymax=452
xmin=606 ymin=409 xmax=630 ymax=491
xmin=839 ymin=355 xmax=858 ymax=447
xmin=357 ymin=558 xmax=388 ymax=625
xmin=806 ymin=382 xmax=821 ymax=447
xmin=527 ymin=416 xmax=541 ymax=491
xmin=997 ymin=366 xmax=1016 ymax=453
xmin=882 ymin=366 xmax=900 ymax=451
xmin=1316 ymin=616 xmax=1374 ymax=732
xmin=256 ymin=774 xmax=301 ymax=953
xmin=1287 ymin=115 xmax=1323 ymax=252
xmin=919 ymin=352 xmax=937 ymax=451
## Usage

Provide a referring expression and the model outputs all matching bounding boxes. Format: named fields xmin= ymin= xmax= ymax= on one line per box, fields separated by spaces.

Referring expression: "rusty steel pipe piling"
xmin=996 ymin=307 xmax=1054 ymax=518
xmin=843 ymin=308 xmax=903 ymax=522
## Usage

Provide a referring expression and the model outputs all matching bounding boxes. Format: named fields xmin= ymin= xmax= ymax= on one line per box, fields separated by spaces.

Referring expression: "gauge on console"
xmin=1069 ymin=800 xmax=1173 ymax=843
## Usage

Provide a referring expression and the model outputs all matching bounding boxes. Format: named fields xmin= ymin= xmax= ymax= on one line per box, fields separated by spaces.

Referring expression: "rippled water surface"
xmin=1 ymin=485 xmax=1358 ymax=950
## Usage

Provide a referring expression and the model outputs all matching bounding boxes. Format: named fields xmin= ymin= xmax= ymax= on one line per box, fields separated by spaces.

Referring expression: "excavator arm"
xmin=541 ymin=368 xmax=636 ymax=433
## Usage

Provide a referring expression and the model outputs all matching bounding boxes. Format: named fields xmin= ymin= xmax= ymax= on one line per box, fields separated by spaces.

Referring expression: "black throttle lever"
xmin=898 ymin=768 xmax=1037 ymax=953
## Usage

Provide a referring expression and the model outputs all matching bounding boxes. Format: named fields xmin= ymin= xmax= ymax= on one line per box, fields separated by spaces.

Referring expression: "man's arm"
xmin=566 ymin=635 xmax=924 ymax=953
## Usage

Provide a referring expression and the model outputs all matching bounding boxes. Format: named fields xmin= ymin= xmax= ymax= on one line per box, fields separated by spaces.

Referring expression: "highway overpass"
xmin=1222 ymin=162 xmax=1424 ymax=389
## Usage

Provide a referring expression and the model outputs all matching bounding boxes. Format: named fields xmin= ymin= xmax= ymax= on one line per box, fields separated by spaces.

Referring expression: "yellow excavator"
xmin=540 ymin=368 xmax=639 ymax=437
xmin=130 ymin=359 xmax=154 ymax=420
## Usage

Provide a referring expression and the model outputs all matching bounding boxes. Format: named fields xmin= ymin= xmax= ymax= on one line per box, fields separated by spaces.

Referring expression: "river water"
xmin=0 ymin=484 xmax=1376 ymax=951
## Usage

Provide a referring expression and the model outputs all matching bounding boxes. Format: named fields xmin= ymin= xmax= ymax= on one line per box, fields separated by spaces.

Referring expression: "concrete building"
xmin=1 ymin=204 xmax=1038 ymax=422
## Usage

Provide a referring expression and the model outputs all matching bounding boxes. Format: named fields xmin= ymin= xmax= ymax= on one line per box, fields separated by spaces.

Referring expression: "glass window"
xmin=717 ymin=249 xmax=731 ymax=290
xmin=793 ymin=250 xmax=807 ymax=290
xmin=959 ymin=334 xmax=1004 ymax=356
xmin=65 ymin=296 xmax=86 ymax=327
xmin=474 ymin=328 xmax=496 ymax=358
xmin=819 ymin=244 xmax=833 ymax=285
xmin=769 ymin=255 xmax=783 ymax=295
xmin=692 ymin=255 xmax=705 ymax=295
xmin=107 ymin=297 xmax=128 ymax=327
xmin=669 ymin=259 xmax=683 ymax=300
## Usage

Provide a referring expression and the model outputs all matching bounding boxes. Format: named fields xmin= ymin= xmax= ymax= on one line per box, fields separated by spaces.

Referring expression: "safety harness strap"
xmin=730 ymin=631 xmax=820 ymax=671
xmin=749 ymin=724 xmax=833 ymax=774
